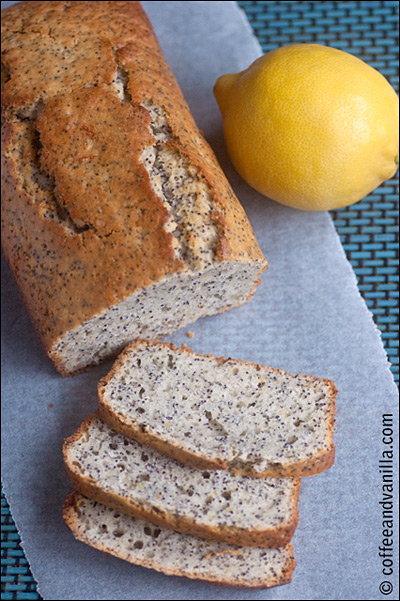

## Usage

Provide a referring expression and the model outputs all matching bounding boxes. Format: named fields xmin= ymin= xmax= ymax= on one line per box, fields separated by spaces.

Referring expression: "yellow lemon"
xmin=214 ymin=44 xmax=399 ymax=211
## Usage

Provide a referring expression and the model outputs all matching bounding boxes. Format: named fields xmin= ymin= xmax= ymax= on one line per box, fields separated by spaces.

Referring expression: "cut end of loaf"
xmin=50 ymin=261 xmax=265 ymax=376
xmin=63 ymin=492 xmax=296 ymax=589
xmin=98 ymin=340 xmax=337 ymax=478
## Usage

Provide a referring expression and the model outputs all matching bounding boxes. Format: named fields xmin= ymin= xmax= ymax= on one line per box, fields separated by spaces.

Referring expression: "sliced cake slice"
xmin=63 ymin=492 xmax=296 ymax=589
xmin=63 ymin=414 xmax=300 ymax=548
xmin=98 ymin=340 xmax=337 ymax=478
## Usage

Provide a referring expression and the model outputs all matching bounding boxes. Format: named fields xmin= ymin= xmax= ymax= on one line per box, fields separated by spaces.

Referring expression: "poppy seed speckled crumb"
xmin=98 ymin=340 xmax=337 ymax=478
xmin=1 ymin=1 xmax=267 ymax=376
xmin=63 ymin=492 xmax=296 ymax=588
xmin=63 ymin=413 xmax=301 ymax=547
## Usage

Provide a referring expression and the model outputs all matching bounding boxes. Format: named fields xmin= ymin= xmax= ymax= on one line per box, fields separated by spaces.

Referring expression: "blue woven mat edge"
xmin=2 ymin=1 xmax=399 ymax=599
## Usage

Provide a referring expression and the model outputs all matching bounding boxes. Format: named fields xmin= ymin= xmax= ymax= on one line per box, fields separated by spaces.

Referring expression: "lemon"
xmin=214 ymin=44 xmax=399 ymax=211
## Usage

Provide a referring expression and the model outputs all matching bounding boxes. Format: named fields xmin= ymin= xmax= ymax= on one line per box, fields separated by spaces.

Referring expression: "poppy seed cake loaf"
xmin=1 ymin=1 xmax=267 ymax=376
xmin=98 ymin=340 xmax=337 ymax=478
xmin=63 ymin=492 xmax=296 ymax=589
xmin=63 ymin=414 xmax=300 ymax=547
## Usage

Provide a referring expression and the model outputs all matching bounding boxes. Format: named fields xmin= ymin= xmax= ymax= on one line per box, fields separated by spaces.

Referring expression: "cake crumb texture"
xmin=63 ymin=491 xmax=296 ymax=588
xmin=99 ymin=340 xmax=337 ymax=478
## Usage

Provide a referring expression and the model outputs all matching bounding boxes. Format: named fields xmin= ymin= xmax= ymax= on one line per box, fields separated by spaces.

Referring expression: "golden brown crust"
xmin=98 ymin=340 xmax=337 ymax=478
xmin=63 ymin=491 xmax=296 ymax=588
xmin=63 ymin=413 xmax=300 ymax=548
xmin=1 ymin=101 xmax=182 ymax=352
xmin=1 ymin=1 xmax=267 ymax=369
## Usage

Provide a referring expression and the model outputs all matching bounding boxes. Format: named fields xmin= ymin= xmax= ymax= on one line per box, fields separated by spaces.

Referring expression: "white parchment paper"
xmin=1 ymin=1 xmax=398 ymax=600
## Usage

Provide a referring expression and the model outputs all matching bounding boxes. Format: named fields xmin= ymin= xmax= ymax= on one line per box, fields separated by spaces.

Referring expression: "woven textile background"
xmin=1 ymin=1 xmax=399 ymax=599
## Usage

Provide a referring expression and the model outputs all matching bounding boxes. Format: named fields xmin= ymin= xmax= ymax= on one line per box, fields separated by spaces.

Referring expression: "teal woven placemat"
xmin=1 ymin=1 xmax=398 ymax=599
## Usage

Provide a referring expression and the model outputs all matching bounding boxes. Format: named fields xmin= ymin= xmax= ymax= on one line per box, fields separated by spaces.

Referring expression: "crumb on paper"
xmin=186 ymin=331 xmax=195 ymax=338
